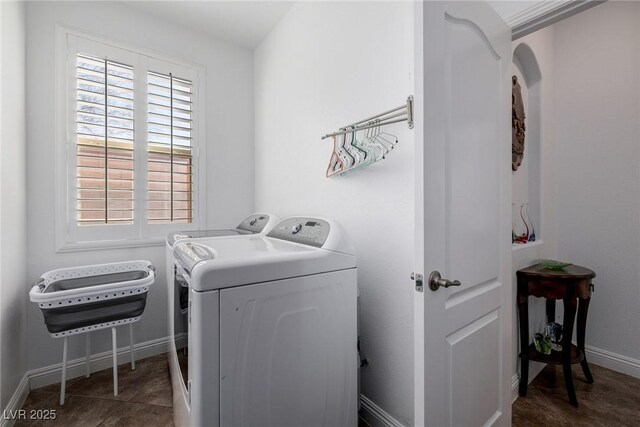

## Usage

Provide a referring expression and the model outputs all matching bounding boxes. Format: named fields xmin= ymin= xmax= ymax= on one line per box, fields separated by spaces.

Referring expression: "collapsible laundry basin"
xmin=30 ymin=260 xmax=154 ymax=336
xmin=29 ymin=260 xmax=155 ymax=405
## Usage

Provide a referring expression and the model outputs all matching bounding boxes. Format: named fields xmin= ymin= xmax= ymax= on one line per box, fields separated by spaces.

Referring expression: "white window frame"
xmin=55 ymin=27 xmax=207 ymax=252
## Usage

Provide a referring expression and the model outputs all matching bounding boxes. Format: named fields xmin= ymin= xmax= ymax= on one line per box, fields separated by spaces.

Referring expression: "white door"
xmin=413 ymin=2 xmax=512 ymax=426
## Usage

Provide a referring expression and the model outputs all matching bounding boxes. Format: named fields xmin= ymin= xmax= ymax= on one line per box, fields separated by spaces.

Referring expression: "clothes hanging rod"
xmin=321 ymin=96 xmax=414 ymax=140
xmin=339 ymin=110 xmax=408 ymax=131
xmin=321 ymin=117 xmax=408 ymax=139
xmin=348 ymin=104 xmax=406 ymax=127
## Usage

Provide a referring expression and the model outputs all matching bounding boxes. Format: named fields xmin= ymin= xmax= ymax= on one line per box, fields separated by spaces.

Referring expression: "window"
xmin=147 ymin=72 xmax=194 ymax=224
xmin=76 ymin=54 xmax=135 ymax=225
xmin=62 ymin=33 xmax=204 ymax=246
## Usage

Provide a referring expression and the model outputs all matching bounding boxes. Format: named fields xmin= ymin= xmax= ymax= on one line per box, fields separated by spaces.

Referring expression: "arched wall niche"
xmin=514 ymin=43 xmax=542 ymax=86
xmin=512 ymin=42 xmax=542 ymax=244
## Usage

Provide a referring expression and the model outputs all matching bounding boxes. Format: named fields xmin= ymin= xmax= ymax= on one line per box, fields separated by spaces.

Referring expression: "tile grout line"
xmin=58 ymin=390 xmax=174 ymax=408
xmin=95 ymin=399 xmax=127 ymax=427
xmin=33 ymin=382 xmax=174 ymax=408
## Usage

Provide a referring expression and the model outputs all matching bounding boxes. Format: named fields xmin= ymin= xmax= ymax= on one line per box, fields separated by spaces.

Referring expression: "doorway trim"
xmin=506 ymin=0 xmax=605 ymax=40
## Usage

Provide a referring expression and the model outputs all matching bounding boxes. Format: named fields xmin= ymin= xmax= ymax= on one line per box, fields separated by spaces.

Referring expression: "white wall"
xmin=510 ymin=26 xmax=558 ymax=388
xmin=25 ymin=1 xmax=254 ymax=372
xmin=553 ymin=1 xmax=640 ymax=371
xmin=0 ymin=0 xmax=28 ymax=410
xmin=254 ymin=2 xmax=414 ymax=424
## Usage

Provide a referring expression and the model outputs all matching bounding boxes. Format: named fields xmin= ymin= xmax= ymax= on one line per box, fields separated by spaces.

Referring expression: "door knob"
xmin=428 ymin=271 xmax=462 ymax=291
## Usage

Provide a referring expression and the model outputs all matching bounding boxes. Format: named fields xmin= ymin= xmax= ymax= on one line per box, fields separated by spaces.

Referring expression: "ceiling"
xmin=121 ymin=1 xmax=578 ymax=50
xmin=122 ymin=1 xmax=295 ymax=50
xmin=489 ymin=1 xmax=541 ymax=23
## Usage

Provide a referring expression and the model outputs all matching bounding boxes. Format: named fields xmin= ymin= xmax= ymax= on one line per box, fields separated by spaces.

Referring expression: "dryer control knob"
xmin=291 ymin=223 xmax=302 ymax=234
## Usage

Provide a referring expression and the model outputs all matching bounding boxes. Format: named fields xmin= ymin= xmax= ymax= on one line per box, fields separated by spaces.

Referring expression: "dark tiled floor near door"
xmin=17 ymin=354 xmax=173 ymax=427
xmin=513 ymin=363 xmax=640 ymax=426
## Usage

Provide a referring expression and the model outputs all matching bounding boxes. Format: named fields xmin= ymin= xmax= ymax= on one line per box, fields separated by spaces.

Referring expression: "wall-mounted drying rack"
xmin=322 ymin=96 xmax=414 ymax=177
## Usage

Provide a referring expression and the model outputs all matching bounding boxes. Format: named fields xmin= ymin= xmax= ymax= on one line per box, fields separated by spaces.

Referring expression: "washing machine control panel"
xmin=267 ymin=217 xmax=330 ymax=248
xmin=173 ymin=242 xmax=215 ymax=276
xmin=236 ymin=214 xmax=271 ymax=233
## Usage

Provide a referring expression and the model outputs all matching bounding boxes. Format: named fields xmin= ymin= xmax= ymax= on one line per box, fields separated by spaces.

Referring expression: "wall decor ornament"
xmin=512 ymin=203 xmax=538 ymax=245
xmin=512 ymin=75 xmax=526 ymax=171
xmin=523 ymin=203 xmax=535 ymax=242
xmin=512 ymin=203 xmax=529 ymax=244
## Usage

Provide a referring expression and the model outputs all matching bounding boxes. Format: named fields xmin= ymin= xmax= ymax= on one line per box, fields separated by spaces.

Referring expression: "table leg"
xmin=577 ymin=297 xmax=594 ymax=383
xmin=517 ymin=278 xmax=529 ymax=397
xmin=563 ymin=296 xmax=578 ymax=407
xmin=546 ymin=299 xmax=556 ymax=324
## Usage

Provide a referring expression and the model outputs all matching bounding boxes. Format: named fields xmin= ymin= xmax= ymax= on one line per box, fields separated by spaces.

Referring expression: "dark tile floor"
xmin=18 ymin=353 xmax=372 ymax=427
xmin=18 ymin=352 xmax=639 ymax=427
xmin=513 ymin=363 xmax=640 ymax=426
xmin=17 ymin=354 xmax=173 ymax=427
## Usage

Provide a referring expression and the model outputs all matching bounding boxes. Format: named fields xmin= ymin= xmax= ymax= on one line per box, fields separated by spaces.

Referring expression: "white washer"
xmin=165 ymin=213 xmax=280 ymax=295
xmin=165 ymin=213 xmax=280 ymax=297
xmin=166 ymin=212 xmax=280 ymax=423
xmin=171 ymin=217 xmax=358 ymax=427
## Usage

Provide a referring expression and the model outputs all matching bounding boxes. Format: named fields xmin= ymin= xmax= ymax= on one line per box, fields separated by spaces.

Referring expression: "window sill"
xmin=56 ymin=238 xmax=166 ymax=253
xmin=512 ymin=240 xmax=544 ymax=252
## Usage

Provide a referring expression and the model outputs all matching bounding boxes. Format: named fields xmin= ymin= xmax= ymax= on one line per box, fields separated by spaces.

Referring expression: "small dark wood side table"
xmin=517 ymin=263 xmax=595 ymax=407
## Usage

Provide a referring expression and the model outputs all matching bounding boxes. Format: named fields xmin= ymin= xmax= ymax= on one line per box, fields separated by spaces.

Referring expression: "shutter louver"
xmin=76 ymin=54 xmax=134 ymax=225
xmin=147 ymin=71 xmax=193 ymax=224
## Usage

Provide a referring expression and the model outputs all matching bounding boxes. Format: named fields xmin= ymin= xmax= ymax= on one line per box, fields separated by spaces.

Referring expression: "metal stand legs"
xmin=129 ymin=323 xmax=135 ymax=370
xmin=111 ymin=327 xmax=118 ymax=396
xmin=59 ymin=324 xmax=137 ymax=404
xmin=60 ymin=337 xmax=68 ymax=405
xmin=85 ymin=333 xmax=91 ymax=378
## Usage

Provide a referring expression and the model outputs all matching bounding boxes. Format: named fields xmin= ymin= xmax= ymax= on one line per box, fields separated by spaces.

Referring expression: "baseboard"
xmin=511 ymin=373 xmax=520 ymax=403
xmin=29 ymin=335 xmax=171 ymax=390
xmin=0 ymin=373 xmax=30 ymax=427
xmin=585 ymin=345 xmax=640 ymax=379
xmin=511 ymin=361 xmax=546 ymax=403
xmin=359 ymin=395 xmax=405 ymax=427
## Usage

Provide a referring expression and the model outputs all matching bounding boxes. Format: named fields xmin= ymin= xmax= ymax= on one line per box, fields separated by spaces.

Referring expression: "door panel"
xmin=448 ymin=310 xmax=501 ymax=427
xmin=445 ymin=13 xmax=501 ymax=293
xmin=415 ymin=2 xmax=512 ymax=426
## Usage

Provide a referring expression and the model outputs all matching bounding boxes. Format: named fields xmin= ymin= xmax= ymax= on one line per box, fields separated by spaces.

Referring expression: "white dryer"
xmin=165 ymin=212 xmax=279 ymax=422
xmin=171 ymin=217 xmax=358 ymax=427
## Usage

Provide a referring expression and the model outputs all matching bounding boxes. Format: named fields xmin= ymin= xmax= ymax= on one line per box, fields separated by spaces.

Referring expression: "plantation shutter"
xmin=147 ymin=71 xmax=194 ymax=224
xmin=65 ymin=34 xmax=203 ymax=245
xmin=76 ymin=54 xmax=135 ymax=225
